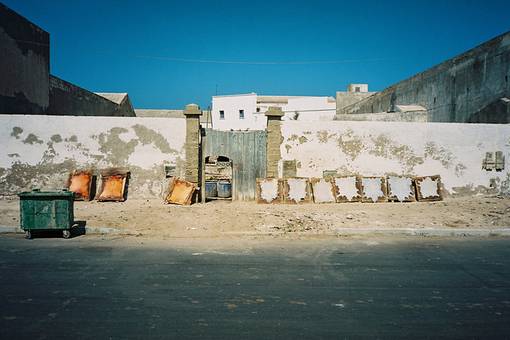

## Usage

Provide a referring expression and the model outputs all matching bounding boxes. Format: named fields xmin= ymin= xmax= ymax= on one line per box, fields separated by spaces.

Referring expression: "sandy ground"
xmin=1 ymin=195 xmax=509 ymax=237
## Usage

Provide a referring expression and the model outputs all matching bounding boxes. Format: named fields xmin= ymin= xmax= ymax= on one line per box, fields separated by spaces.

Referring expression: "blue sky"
xmin=4 ymin=0 xmax=510 ymax=109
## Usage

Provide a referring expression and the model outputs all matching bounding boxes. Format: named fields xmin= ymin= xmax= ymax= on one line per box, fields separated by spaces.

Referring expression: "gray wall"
xmin=48 ymin=76 xmax=135 ymax=117
xmin=0 ymin=4 xmax=49 ymax=114
xmin=336 ymin=92 xmax=374 ymax=114
xmin=335 ymin=111 xmax=427 ymax=122
xmin=339 ymin=31 xmax=510 ymax=123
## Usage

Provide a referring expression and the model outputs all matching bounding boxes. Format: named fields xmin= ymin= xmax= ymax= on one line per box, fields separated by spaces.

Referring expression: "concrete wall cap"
xmin=265 ymin=106 xmax=284 ymax=117
xmin=184 ymin=103 xmax=202 ymax=116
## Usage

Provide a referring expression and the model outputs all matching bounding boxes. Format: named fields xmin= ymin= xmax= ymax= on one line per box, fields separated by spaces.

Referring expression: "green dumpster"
xmin=18 ymin=189 xmax=75 ymax=239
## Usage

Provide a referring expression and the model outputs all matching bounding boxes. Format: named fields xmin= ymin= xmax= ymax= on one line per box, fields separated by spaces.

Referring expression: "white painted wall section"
xmin=0 ymin=115 xmax=186 ymax=198
xmin=280 ymin=121 xmax=510 ymax=195
xmin=211 ymin=94 xmax=261 ymax=131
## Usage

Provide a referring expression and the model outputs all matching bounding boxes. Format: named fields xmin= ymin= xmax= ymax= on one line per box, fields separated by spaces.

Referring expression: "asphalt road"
xmin=1 ymin=235 xmax=510 ymax=339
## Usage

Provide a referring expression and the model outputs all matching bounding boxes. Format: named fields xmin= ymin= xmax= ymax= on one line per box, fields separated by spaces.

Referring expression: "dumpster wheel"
xmin=62 ymin=230 xmax=71 ymax=239
xmin=25 ymin=230 xmax=32 ymax=239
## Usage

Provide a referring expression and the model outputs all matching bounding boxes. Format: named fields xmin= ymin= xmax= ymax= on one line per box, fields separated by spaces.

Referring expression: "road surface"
xmin=1 ymin=235 xmax=509 ymax=339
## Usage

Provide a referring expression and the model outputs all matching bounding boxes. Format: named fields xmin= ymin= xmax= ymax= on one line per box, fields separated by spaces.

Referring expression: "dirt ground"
xmin=1 ymin=195 xmax=509 ymax=237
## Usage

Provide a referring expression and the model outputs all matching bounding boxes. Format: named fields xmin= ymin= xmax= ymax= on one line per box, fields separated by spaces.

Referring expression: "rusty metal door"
xmin=204 ymin=129 xmax=266 ymax=201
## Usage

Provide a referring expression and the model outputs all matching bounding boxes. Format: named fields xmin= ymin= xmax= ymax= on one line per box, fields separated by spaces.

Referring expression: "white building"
xmin=211 ymin=93 xmax=336 ymax=131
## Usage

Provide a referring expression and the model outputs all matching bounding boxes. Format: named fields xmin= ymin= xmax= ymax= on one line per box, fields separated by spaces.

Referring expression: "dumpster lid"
xmin=18 ymin=189 xmax=75 ymax=198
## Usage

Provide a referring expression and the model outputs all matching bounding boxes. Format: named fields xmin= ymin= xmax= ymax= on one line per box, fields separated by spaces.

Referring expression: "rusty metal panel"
xmin=204 ymin=129 xmax=267 ymax=201
xmin=165 ymin=177 xmax=196 ymax=205
xmin=67 ymin=170 xmax=94 ymax=201
xmin=96 ymin=168 xmax=129 ymax=202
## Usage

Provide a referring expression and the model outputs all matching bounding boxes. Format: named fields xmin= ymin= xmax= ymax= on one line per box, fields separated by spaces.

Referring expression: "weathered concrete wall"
xmin=280 ymin=121 xmax=510 ymax=196
xmin=335 ymin=111 xmax=428 ymax=122
xmin=47 ymin=76 xmax=135 ymax=117
xmin=0 ymin=4 xmax=49 ymax=114
xmin=338 ymin=32 xmax=510 ymax=123
xmin=336 ymin=92 xmax=374 ymax=114
xmin=0 ymin=115 xmax=186 ymax=198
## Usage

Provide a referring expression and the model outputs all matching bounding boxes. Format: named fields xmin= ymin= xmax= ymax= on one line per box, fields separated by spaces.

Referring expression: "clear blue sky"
xmin=4 ymin=0 xmax=510 ymax=109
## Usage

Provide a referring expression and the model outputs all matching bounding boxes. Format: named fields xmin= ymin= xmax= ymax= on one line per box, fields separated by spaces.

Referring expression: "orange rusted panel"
xmin=97 ymin=168 xmax=129 ymax=202
xmin=165 ymin=178 xmax=196 ymax=205
xmin=67 ymin=170 xmax=93 ymax=201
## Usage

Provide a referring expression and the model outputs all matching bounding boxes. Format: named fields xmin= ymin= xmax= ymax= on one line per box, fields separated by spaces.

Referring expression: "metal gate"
xmin=203 ymin=129 xmax=266 ymax=201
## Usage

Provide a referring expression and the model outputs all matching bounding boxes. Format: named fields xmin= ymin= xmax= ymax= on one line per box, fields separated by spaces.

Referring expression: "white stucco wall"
xmin=211 ymin=94 xmax=336 ymax=131
xmin=283 ymin=97 xmax=336 ymax=121
xmin=0 ymin=115 xmax=186 ymax=198
xmin=211 ymin=93 xmax=262 ymax=131
xmin=280 ymin=121 xmax=510 ymax=195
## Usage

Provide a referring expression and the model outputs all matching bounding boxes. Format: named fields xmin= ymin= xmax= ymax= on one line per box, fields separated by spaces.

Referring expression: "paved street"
xmin=1 ymin=235 xmax=510 ymax=339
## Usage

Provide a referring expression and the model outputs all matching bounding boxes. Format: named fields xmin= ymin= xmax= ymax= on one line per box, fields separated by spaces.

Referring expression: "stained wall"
xmin=0 ymin=115 xmax=186 ymax=198
xmin=280 ymin=121 xmax=510 ymax=196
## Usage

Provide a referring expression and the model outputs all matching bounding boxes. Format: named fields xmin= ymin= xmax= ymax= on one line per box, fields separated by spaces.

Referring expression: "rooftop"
xmin=95 ymin=93 xmax=129 ymax=105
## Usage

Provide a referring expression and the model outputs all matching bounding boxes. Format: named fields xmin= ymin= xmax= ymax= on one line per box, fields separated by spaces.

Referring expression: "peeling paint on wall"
xmin=50 ymin=134 xmax=62 ymax=143
xmin=10 ymin=127 xmax=23 ymax=139
xmin=336 ymin=129 xmax=364 ymax=160
xmin=0 ymin=115 xmax=186 ymax=198
xmin=369 ymin=134 xmax=423 ymax=172
xmin=281 ymin=121 xmax=510 ymax=196
xmin=132 ymin=124 xmax=178 ymax=154
xmin=22 ymin=133 xmax=43 ymax=145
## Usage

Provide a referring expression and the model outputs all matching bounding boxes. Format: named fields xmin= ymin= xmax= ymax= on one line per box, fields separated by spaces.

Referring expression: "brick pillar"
xmin=265 ymin=106 xmax=284 ymax=178
xmin=184 ymin=104 xmax=202 ymax=184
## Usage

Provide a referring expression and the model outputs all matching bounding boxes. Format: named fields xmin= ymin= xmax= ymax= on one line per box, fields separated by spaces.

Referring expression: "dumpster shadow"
xmin=22 ymin=221 xmax=87 ymax=239
xmin=72 ymin=220 xmax=87 ymax=237
xmin=29 ymin=230 xmax=66 ymax=239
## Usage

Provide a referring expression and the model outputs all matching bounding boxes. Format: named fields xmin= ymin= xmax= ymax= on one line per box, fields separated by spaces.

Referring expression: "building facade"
xmin=211 ymin=93 xmax=336 ymax=131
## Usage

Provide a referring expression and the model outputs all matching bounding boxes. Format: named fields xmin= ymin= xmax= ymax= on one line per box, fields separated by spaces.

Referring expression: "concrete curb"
xmin=332 ymin=228 xmax=510 ymax=237
xmin=2 ymin=225 xmax=510 ymax=238
xmin=224 ymin=228 xmax=510 ymax=238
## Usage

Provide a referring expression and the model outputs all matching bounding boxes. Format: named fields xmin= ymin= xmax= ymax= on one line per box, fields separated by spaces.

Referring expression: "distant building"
xmin=0 ymin=3 xmax=135 ymax=116
xmin=347 ymin=84 xmax=369 ymax=93
xmin=336 ymin=83 xmax=375 ymax=115
xmin=211 ymin=93 xmax=336 ymax=131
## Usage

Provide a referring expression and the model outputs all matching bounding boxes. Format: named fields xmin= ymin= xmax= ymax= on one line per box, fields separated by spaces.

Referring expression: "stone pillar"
xmin=183 ymin=104 xmax=202 ymax=184
xmin=265 ymin=106 xmax=284 ymax=178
